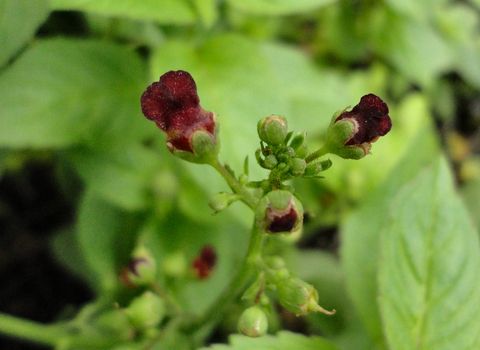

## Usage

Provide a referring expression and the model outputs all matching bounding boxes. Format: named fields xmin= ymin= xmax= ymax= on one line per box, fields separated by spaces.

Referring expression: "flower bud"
xmin=192 ymin=245 xmax=217 ymax=280
xmin=125 ymin=291 xmax=166 ymax=330
xmin=257 ymin=115 xmax=288 ymax=146
xmin=277 ymin=278 xmax=335 ymax=316
xmin=324 ymin=94 xmax=391 ymax=159
xmin=290 ymin=158 xmax=306 ymax=176
xmin=120 ymin=246 xmax=156 ymax=287
xmin=238 ymin=306 xmax=268 ymax=338
xmin=141 ymin=70 xmax=220 ymax=164
xmin=208 ymin=192 xmax=240 ymax=213
xmin=256 ymin=190 xmax=303 ymax=235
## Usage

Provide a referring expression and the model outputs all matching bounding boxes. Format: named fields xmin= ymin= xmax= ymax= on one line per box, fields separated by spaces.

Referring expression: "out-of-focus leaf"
xmin=76 ymin=190 xmax=140 ymax=292
xmin=370 ymin=11 xmax=451 ymax=88
xmin=66 ymin=143 xmax=163 ymax=210
xmin=379 ymin=157 xmax=480 ymax=349
xmin=138 ymin=211 xmax=250 ymax=315
xmin=50 ymin=0 xmax=195 ymax=24
xmin=383 ymin=0 xmax=447 ymax=21
xmin=192 ymin=0 xmax=218 ymax=28
xmin=200 ymin=331 xmax=340 ymax=350
xmin=460 ymin=178 xmax=480 ymax=232
xmin=341 ymin=113 xmax=439 ymax=345
xmin=227 ymin=0 xmax=336 ymax=15
xmin=0 ymin=39 xmax=150 ymax=148
xmin=294 ymin=250 xmax=378 ymax=350
xmin=0 ymin=0 xmax=49 ymax=69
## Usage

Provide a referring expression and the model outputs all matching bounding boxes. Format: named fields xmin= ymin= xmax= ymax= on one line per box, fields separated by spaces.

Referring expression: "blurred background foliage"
xmin=1 ymin=0 xmax=480 ymax=349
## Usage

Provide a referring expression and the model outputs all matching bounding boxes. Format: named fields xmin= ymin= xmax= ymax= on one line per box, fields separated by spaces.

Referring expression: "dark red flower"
xmin=192 ymin=245 xmax=217 ymax=280
xmin=335 ymin=94 xmax=392 ymax=146
xmin=140 ymin=71 xmax=219 ymax=161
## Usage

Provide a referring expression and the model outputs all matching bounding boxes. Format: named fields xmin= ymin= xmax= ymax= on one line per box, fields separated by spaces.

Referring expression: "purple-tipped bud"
xmin=120 ymin=247 xmax=156 ymax=288
xmin=324 ymin=94 xmax=392 ymax=159
xmin=141 ymin=70 xmax=219 ymax=164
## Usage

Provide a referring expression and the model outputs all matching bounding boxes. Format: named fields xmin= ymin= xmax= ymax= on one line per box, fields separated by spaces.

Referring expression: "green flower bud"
xmin=238 ymin=306 xmax=268 ymax=338
xmin=256 ymin=190 xmax=303 ymax=235
xmin=125 ymin=291 xmax=166 ymax=330
xmin=290 ymin=158 xmax=306 ymax=176
xmin=277 ymin=278 xmax=335 ymax=316
xmin=264 ymin=154 xmax=278 ymax=169
xmin=258 ymin=115 xmax=288 ymax=146
xmin=208 ymin=192 xmax=240 ymax=213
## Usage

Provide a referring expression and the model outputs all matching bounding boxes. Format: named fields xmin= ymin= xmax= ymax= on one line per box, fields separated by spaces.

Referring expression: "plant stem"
xmin=182 ymin=220 xmax=264 ymax=333
xmin=0 ymin=312 xmax=123 ymax=349
xmin=211 ymin=159 xmax=258 ymax=210
xmin=305 ymin=145 xmax=329 ymax=163
xmin=0 ymin=312 xmax=62 ymax=346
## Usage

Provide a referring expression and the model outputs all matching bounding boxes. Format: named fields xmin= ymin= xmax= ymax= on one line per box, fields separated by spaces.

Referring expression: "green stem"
xmin=210 ymin=159 xmax=258 ymax=211
xmin=0 ymin=312 xmax=62 ymax=346
xmin=305 ymin=145 xmax=329 ymax=163
xmin=0 ymin=312 xmax=123 ymax=349
xmin=183 ymin=220 xmax=264 ymax=333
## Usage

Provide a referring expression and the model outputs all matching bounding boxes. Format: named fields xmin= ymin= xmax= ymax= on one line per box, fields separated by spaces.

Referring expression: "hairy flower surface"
xmin=140 ymin=70 xmax=218 ymax=159
xmin=335 ymin=94 xmax=392 ymax=146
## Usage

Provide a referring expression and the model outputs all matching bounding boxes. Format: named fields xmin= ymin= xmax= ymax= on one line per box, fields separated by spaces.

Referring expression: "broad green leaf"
xmin=200 ymin=331 xmax=340 ymax=350
xmin=0 ymin=0 xmax=49 ymax=69
xmin=49 ymin=0 xmax=196 ymax=24
xmin=341 ymin=112 xmax=439 ymax=345
xmin=370 ymin=11 xmax=451 ymax=88
xmin=227 ymin=0 xmax=336 ymax=15
xmin=460 ymin=177 xmax=480 ymax=232
xmin=0 ymin=39 xmax=149 ymax=148
xmin=379 ymin=157 xmax=480 ymax=349
xmin=66 ymin=143 xmax=163 ymax=210
xmin=76 ymin=190 xmax=140 ymax=292
xmin=192 ymin=0 xmax=218 ymax=28
xmin=383 ymin=0 xmax=448 ymax=21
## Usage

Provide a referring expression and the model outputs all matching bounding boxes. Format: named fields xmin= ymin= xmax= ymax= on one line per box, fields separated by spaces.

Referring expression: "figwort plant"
xmin=0 ymin=70 xmax=392 ymax=349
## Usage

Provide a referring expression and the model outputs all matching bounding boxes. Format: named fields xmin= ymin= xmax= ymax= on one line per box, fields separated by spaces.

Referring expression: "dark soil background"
xmin=0 ymin=163 xmax=92 ymax=350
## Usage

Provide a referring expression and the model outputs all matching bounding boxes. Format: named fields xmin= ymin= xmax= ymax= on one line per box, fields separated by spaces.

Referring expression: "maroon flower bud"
xmin=320 ymin=94 xmax=392 ymax=160
xmin=140 ymin=70 xmax=220 ymax=164
xmin=335 ymin=94 xmax=392 ymax=146
xmin=192 ymin=245 xmax=217 ymax=280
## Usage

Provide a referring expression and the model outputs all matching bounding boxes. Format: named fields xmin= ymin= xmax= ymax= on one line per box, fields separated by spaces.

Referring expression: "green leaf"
xmin=379 ymin=157 xmax=480 ymax=349
xmin=227 ymin=0 xmax=336 ymax=15
xmin=0 ymin=0 xmax=49 ymax=69
xmin=50 ymin=0 xmax=196 ymax=24
xmin=76 ymin=190 xmax=140 ymax=292
xmin=0 ymin=38 xmax=149 ymax=148
xmin=341 ymin=110 xmax=440 ymax=345
xmin=66 ymin=143 xmax=163 ymax=210
xmin=192 ymin=0 xmax=218 ymax=28
xmin=200 ymin=331 xmax=340 ymax=350
xmin=370 ymin=11 xmax=451 ymax=88
xmin=293 ymin=250 xmax=378 ymax=350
